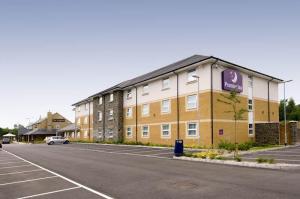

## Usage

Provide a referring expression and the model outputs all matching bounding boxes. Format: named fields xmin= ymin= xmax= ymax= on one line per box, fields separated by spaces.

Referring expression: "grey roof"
xmin=18 ymin=126 xmax=30 ymax=136
xmin=73 ymin=54 xmax=283 ymax=104
xmin=57 ymin=124 xmax=78 ymax=133
xmin=24 ymin=129 xmax=57 ymax=136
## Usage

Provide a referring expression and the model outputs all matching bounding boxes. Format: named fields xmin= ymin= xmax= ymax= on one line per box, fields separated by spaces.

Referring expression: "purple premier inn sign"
xmin=222 ymin=69 xmax=243 ymax=93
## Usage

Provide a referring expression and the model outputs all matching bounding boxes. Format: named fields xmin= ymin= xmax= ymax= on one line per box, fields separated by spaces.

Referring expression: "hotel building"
xmin=73 ymin=55 xmax=282 ymax=147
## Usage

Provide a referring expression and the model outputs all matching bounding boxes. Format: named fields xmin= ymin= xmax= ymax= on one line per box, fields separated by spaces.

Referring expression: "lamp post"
xmin=282 ymin=80 xmax=293 ymax=146
xmin=193 ymin=75 xmax=200 ymax=146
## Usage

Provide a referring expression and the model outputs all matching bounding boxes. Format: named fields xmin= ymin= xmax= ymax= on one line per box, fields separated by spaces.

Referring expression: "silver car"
xmin=46 ymin=136 xmax=69 ymax=145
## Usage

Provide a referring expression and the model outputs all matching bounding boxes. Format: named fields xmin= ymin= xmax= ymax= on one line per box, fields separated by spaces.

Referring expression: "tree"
xmin=279 ymin=98 xmax=300 ymax=121
xmin=218 ymin=90 xmax=248 ymax=158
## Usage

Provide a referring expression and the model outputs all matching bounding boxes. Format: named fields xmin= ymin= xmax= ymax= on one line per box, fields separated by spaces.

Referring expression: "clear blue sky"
xmin=0 ymin=0 xmax=299 ymax=128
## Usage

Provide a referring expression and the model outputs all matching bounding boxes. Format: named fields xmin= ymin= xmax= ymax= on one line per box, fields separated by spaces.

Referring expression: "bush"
xmin=238 ymin=141 xmax=255 ymax=151
xmin=234 ymin=156 xmax=242 ymax=162
xmin=256 ymin=157 xmax=268 ymax=163
xmin=218 ymin=140 xmax=235 ymax=151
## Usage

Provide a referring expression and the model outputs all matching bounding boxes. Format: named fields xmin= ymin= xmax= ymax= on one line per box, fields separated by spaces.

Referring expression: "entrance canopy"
xmin=3 ymin=133 xmax=16 ymax=137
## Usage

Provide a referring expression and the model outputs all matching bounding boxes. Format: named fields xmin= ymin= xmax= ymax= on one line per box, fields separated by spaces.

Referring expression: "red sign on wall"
xmin=219 ymin=129 xmax=224 ymax=136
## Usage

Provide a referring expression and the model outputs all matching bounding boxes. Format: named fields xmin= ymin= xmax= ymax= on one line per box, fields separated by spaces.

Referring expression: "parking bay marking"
xmin=0 ymin=169 xmax=42 ymax=176
xmin=0 ymin=176 xmax=58 ymax=186
xmin=0 ymin=164 xmax=32 ymax=170
xmin=17 ymin=186 xmax=81 ymax=199
xmin=0 ymin=161 xmax=24 ymax=165
xmin=4 ymin=150 xmax=114 ymax=199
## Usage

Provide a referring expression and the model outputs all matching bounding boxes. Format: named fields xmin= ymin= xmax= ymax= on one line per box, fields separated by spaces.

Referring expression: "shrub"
xmin=268 ymin=158 xmax=275 ymax=164
xmin=218 ymin=140 xmax=235 ymax=151
xmin=234 ymin=156 xmax=242 ymax=162
xmin=256 ymin=157 xmax=268 ymax=163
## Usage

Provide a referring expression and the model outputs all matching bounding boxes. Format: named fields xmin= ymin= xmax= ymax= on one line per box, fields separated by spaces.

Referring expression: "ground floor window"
xmin=161 ymin=124 xmax=171 ymax=138
xmin=187 ymin=122 xmax=198 ymax=137
xmin=142 ymin=125 xmax=149 ymax=138
xmin=77 ymin=132 xmax=80 ymax=138
xmin=108 ymin=129 xmax=113 ymax=138
xmin=84 ymin=130 xmax=88 ymax=138
xmin=248 ymin=123 xmax=254 ymax=136
xmin=126 ymin=127 xmax=132 ymax=138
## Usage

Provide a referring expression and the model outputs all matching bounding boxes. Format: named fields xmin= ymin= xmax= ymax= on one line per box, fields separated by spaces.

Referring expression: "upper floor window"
xmin=77 ymin=106 xmax=81 ymax=112
xmin=126 ymin=107 xmax=133 ymax=118
xmin=142 ymin=84 xmax=149 ymax=95
xmin=248 ymin=76 xmax=253 ymax=87
xmin=98 ymin=111 xmax=102 ymax=121
xmin=109 ymin=109 xmax=114 ymax=120
xmin=109 ymin=93 xmax=114 ymax=102
xmin=161 ymin=99 xmax=171 ymax=113
xmin=127 ymin=90 xmax=132 ymax=99
xmin=85 ymin=103 xmax=89 ymax=110
xmin=162 ymin=78 xmax=170 ymax=90
xmin=99 ymin=97 xmax=103 ymax=105
xmin=248 ymin=99 xmax=253 ymax=111
xmin=142 ymin=104 xmax=150 ymax=116
xmin=77 ymin=118 xmax=81 ymax=125
xmin=187 ymin=69 xmax=197 ymax=82
xmin=187 ymin=94 xmax=197 ymax=110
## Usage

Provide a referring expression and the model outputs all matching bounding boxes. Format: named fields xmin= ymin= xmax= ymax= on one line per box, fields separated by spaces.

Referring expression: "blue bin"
xmin=174 ymin=140 xmax=184 ymax=157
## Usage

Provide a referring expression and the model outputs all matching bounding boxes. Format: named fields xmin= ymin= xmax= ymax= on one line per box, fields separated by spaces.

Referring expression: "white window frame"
xmin=161 ymin=99 xmax=171 ymax=114
xmin=77 ymin=118 xmax=81 ymax=125
xmin=108 ymin=129 xmax=113 ymax=138
xmin=98 ymin=111 xmax=102 ymax=121
xmin=127 ymin=90 xmax=132 ymax=99
xmin=84 ymin=130 xmax=88 ymax=138
xmin=186 ymin=122 xmax=198 ymax=138
xmin=142 ymin=104 xmax=150 ymax=117
xmin=141 ymin=125 xmax=149 ymax=138
xmin=77 ymin=106 xmax=81 ymax=112
xmin=108 ymin=109 xmax=114 ymax=120
xmin=109 ymin=93 xmax=114 ymax=102
xmin=85 ymin=103 xmax=89 ymax=110
xmin=161 ymin=124 xmax=171 ymax=138
xmin=126 ymin=127 xmax=133 ymax=138
xmin=187 ymin=69 xmax=197 ymax=82
xmin=162 ymin=78 xmax=170 ymax=90
xmin=248 ymin=123 xmax=254 ymax=136
xmin=99 ymin=97 xmax=103 ymax=105
xmin=142 ymin=84 xmax=149 ymax=95
xmin=126 ymin=107 xmax=133 ymax=118
xmin=186 ymin=94 xmax=198 ymax=110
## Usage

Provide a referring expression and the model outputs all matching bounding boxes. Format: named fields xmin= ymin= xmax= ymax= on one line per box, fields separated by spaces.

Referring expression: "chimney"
xmin=47 ymin=112 xmax=53 ymax=131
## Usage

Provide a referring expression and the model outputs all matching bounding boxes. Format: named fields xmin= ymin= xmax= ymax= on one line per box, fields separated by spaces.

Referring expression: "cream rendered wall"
xmin=75 ymin=102 xmax=93 ymax=118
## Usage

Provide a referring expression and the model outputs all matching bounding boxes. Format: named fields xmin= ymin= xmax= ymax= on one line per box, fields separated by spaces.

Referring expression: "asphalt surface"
xmin=2 ymin=143 xmax=300 ymax=199
xmin=242 ymin=145 xmax=300 ymax=164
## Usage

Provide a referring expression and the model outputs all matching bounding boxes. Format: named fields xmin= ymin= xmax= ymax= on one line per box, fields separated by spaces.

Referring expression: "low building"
xmin=23 ymin=112 xmax=72 ymax=142
xmin=57 ymin=123 xmax=78 ymax=139
xmin=73 ymin=55 xmax=282 ymax=147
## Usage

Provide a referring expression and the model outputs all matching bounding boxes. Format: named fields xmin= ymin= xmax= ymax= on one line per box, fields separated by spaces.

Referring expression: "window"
xmin=84 ymin=117 xmax=88 ymax=124
xmin=187 ymin=122 xmax=198 ymax=137
xmin=248 ymin=76 xmax=253 ymax=87
xmin=142 ymin=125 xmax=149 ymax=138
xmin=187 ymin=94 xmax=197 ymax=110
xmin=127 ymin=90 xmax=132 ymax=99
xmin=248 ymin=99 xmax=253 ymax=111
xmin=142 ymin=104 xmax=149 ymax=116
xmin=161 ymin=124 xmax=170 ymax=138
xmin=109 ymin=109 xmax=114 ymax=120
xmin=126 ymin=107 xmax=133 ymax=118
xmin=162 ymin=78 xmax=170 ymax=89
xmin=55 ymin=125 xmax=60 ymax=130
xmin=126 ymin=127 xmax=132 ymax=138
xmin=98 ymin=111 xmax=102 ymax=121
xmin=85 ymin=103 xmax=89 ymax=110
xmin=142 ymin=84 xmax=149 ymax=95
xmin=109 ymin=93 xmax=114 ymax=102
xmin=248 ymin=123 xmax=254 ymax=136
xmin=161 ymin=99 xmax=171 ymax=113
xmin=84 ymin=130 xmax=88 ymax=138
xmin=187 ymin=69 xmax=197 ymax=82
xmin=108 ymin=129 xmax=113 ymax=138
xmin=77 ymin=118 xmax=81 ymax=125
xmin=99 ymin=97 xmax=103 ymax=105
xmin=77 ymin=106 xmax=81 ymax=112
xmin=98 ymin=131 xmax=103 ymax=138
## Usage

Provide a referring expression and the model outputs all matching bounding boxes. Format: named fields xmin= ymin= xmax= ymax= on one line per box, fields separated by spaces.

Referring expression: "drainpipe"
xmin=135 ymin=86 xmax=138 ymax=143
xmin=267 ymin=78 xmax=274 ymax=122
xmin=210 ymin=59 xmax=219 ymax=148
xmin=88 ymin=101 xmax=91 ymax=141
xmin=173 ymin=72 xmax=180 ymax=140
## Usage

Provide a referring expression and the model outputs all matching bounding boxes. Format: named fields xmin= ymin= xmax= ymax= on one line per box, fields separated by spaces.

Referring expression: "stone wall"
xmin=93 ymin=91 xmax=124 ymax=142
xmin=255 ymin=123 xmax=280 ymax=145
xmin=280 ymin=121 xmax=298 ymax=145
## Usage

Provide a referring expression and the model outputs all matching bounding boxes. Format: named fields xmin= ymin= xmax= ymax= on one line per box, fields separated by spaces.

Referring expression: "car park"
xmin=2 ymin=137 xmax=10 ymax=144
xmin=46 ymin=136 xmax=69 ymax=145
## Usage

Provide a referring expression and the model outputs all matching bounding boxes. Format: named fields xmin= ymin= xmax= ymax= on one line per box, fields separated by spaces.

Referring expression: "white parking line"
xmin=0 ymin=161 xmax=24 ymax=165
xmin=0 ymin=169 xmax=42 ymax=176
xmin=4 ymin=150 xmax=114 ymax=199
xmin=0 ymin=176 xmax=58 ymax=186
xmin=17 ymin=186 xmax=80 ymax=199
xmin=0 ymin=164 xmax=32 ymax=169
